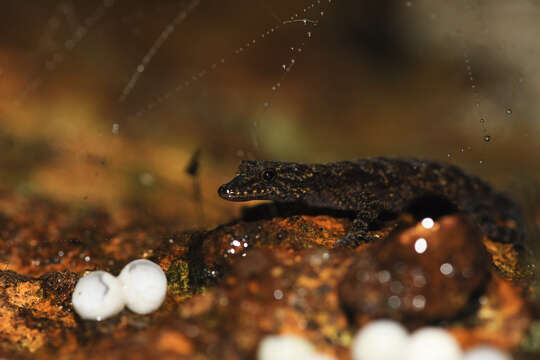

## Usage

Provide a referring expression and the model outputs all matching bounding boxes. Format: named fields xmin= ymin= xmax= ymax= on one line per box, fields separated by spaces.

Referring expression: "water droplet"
xmin=388 ymin=295 xmax=401 ymax=309
xmin=377 ymin=270 xmax=391 ymax=283
xmin=421 ymin=218 xmax=434 ymax=229
xmin=483 ymin=135 xmax=491 ymax=142
xmin=440 ymin=263 xmax=454 ymax=276
xmin=412 ymin=295 xmax=426 ymax=310
xmin=479 ymin=160 xmax=484 ymax=164
xmin=414 ymin=238 xmax=427 ymax=254
xmin=506 ymin=108 xmax=512 ymax=115
xmin=273 ymin=289 xmax=284 ymax=300
xmin=479 ymin=118 xmax=485 ymax=123
xmin=412 ymin=272 xmax=426 ymax=287
xmin=390 ymin=281 xmax=404 ymax=294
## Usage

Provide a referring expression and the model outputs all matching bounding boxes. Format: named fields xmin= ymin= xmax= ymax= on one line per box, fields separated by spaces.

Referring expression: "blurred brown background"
xmin=0 ymin=0 xmax=539 ymax=254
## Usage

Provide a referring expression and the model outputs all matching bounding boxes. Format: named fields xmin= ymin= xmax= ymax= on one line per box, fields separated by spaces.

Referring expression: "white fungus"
xmin=404 ymin=327 xmax=462 ymax=360
xmin=118 ymin=259 xmax=167 ymax=314
xmin=463 ymin=346 xmax=513 ymax=360
xmin=72 ymin=271 xmax=125 ymax=321
xmin=351 ymin=319 xmax=409 ymax=360
xmin=307 ymin=353 xmax=336 ymax=360
xmin=257 ymin=334 xmax=316 ymax=360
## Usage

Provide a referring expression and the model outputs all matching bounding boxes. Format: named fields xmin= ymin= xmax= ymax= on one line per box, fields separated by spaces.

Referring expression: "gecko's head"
xmin=218 ymin=160 xmax=317 ymax=202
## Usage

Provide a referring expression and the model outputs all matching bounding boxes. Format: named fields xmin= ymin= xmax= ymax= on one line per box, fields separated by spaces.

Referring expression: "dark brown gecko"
xmin=218 ymin=158 xmax=524 ymax=247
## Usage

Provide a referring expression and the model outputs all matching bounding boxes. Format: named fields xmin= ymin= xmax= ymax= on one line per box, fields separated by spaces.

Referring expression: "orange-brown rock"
xmin=0 ymin=194 xmax=535 ymax=359
xmin=339 ymin=215 xmax=491 ymax=325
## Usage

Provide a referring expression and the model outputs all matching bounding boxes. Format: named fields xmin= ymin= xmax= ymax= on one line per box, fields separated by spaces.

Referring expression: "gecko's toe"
xmin=334 ymin=233 xmax=379 ymax=248
xmin=334 ymin=235 xmax=359 ymax=248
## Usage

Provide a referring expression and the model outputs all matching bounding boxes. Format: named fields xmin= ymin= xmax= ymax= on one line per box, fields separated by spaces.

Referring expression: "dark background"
xmin=0 ymin=0 xmax=539 ymax=256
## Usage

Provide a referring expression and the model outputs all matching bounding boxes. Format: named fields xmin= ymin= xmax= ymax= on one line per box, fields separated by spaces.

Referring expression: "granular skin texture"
xmin=218 ymin=158 xmax=524 ymax=247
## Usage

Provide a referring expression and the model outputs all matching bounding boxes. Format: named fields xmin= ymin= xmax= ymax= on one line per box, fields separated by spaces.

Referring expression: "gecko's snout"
xmin=218 ymin=178 xmax=264 ymax=202
xmin=218 ymin=184 xmax=231 ymax=199
xmin=218 ymin=182 xmax=244 ymax=201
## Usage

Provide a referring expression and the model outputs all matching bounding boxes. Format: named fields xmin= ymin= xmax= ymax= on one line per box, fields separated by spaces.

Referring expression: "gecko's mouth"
xmin=218 ymin=180 xmax=270 ymax=201
xmin=218 ymin=184 xmax=261 ymax=201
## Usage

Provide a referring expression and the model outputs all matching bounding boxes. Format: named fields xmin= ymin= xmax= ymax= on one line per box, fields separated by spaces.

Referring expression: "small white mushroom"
xmin=351 ymin=319 xmax=409 ymax=360
xmin=463 ymin=345 xmax=513 ymax=360
xmin=257 ymin=335 xmax=317 ymax=360
xmin=72 ymin=271 xmax=125 ymax=321
xmin=404 ymin=327 xmax=462 ymax=360
xmin=307 ymin=353 xmax=336 ymax=360
xmin=118 ymin=259 xmax=167 ymax=314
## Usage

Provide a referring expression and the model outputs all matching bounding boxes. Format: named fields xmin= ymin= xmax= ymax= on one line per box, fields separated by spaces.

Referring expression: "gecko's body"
xmin=218 ymin=158 xmax=524 ymax=247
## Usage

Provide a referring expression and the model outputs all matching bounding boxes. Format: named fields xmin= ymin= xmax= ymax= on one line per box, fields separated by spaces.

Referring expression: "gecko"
xmin=218 ymin=158 xmax=524 ymax=247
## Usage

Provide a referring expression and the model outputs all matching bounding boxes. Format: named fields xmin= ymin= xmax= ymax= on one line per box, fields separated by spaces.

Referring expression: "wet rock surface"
xmin=339 ymin=215 xmax=491 ymax=325
xmin=0 ymin=194 xmax=536 ymax=359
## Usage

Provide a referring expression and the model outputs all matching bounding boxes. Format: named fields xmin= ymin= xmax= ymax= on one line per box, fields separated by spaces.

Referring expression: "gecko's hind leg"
xmin=334 ymin=205 xmax=382 ymax=248
xmin=469 ymin=200 xmax=524 ymax=245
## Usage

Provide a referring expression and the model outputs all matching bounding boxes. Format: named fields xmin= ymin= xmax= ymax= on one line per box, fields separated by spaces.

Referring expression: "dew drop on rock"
xmin=483 ymin=135 xmax=491 ymax=142
xmin=412 ymin=295 xmax=426 ymax=310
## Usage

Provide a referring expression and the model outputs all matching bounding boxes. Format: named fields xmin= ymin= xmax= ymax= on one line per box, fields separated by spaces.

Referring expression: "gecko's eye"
xmin=261 ymin=168 xmax=276 ymax=181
